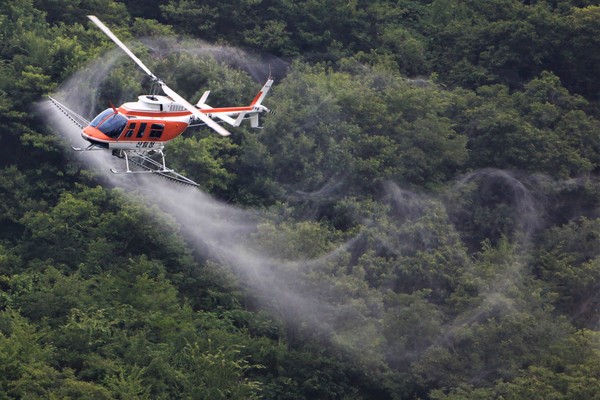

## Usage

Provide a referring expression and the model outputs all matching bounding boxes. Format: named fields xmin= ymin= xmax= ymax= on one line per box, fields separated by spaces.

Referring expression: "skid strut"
xmin=111 ymin=149 xmax=199 ymax=187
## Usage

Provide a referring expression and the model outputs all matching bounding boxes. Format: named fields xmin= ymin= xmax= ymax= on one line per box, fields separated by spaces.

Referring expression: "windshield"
xmin=90 ymin=108 xmax=129 ymax=138
xmin=90 ymin=108 xmax=115 ymax=127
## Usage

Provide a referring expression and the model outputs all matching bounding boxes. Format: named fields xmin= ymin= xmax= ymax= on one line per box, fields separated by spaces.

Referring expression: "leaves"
xmin=3 ymin=1 xmax=600 ymax=399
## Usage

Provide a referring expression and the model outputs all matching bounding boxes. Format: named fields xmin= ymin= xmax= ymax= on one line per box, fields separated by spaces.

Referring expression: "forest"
xmin=1 ymin=0 xmax=600 ymax=398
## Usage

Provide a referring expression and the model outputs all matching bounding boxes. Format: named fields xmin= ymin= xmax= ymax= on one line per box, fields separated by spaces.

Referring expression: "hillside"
xmin=1 ymin=1 xmax=600 ymax=399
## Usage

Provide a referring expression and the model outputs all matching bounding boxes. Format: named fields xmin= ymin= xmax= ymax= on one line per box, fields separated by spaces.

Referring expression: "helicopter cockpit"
xmin=89 ymin=108 xmax=129 ymax=138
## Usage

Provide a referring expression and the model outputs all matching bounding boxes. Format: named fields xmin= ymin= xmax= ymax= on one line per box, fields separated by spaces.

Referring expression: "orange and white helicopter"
xmin=50 ymin=15 xmax=273 ymax=186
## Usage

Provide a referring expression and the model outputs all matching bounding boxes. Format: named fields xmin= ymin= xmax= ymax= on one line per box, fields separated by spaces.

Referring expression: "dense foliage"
xmin=2 ymin=0 xmax=600 ymax=398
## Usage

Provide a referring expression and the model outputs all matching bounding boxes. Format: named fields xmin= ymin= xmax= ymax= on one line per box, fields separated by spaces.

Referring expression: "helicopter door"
xmin=118 ymin=122 xmax=148 ymax=140
xmin=148 ymin=124 xmax=165 ymax=139
xmin=121 ymin=122 xmax=136 ymax=138
xmin=128 ymin=123 xmax=164 ymax=140
xmin=136 ymin=123 xmax=147 ymax=138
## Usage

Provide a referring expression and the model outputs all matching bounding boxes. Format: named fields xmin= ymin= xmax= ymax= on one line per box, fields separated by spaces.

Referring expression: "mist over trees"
xmin=2 ymin=0 xmax=600 ymax=398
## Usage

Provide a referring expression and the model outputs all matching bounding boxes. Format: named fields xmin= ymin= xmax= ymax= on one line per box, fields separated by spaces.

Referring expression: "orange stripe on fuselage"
xmin=120 ymin=106 xmax=254 ymax=118
xmin=207 ymin=106 xmax=255 ymax=113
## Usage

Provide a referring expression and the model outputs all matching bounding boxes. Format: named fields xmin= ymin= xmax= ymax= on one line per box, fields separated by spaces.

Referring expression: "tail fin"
xmin=234 ymin=78 xmax=274 ymax=127
xmin=196 ymin=90 xmax=210 ymax=107
xmin=250 ymin=78 xmax=274 ymax=107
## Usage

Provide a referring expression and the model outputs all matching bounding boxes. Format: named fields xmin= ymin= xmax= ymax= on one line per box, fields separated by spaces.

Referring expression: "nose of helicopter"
xmin=82 ymin=125 xmax=95 ymax=140
xmin=83 ymin=125 xmax=103 ymax=138
xmin=82 ymin=125 xmax=109 ymax=147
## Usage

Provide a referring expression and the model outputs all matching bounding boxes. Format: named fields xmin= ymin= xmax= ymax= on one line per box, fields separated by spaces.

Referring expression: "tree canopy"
xmin=2 ymin=0 xmax=600 ymax=398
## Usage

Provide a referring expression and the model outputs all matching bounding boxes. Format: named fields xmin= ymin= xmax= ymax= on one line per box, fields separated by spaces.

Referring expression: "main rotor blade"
xmin=161 ymin=83 xmax=231 ymax=137
xmin=88 ymin=15 xmax=157 ymax=80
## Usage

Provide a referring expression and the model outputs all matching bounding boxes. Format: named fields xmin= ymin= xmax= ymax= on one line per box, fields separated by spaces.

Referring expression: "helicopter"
xmin=50 ymin=15 xmax=274 ymax=186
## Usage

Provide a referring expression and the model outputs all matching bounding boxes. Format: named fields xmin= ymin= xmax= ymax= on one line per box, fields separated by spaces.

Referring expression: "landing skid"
xmin=112 ymin=149 xmax=199 ymax=186
xmin=72 ymin=144 xmax=106 ymax=151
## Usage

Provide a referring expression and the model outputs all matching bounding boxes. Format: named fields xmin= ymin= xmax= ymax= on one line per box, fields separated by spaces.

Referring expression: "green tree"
xmin=430 ymin=330 xmax=600 ymax=400
xmin=558 ymin=6 xmax=600 ymax=100
xmin=456 ymin=72 xmax=600 ymax=177
xmin=536 ymin=217 xmax=600 ymax=328
xmin=0 ymin=308 xmax=113 ymax=399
